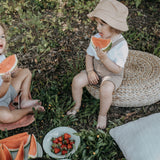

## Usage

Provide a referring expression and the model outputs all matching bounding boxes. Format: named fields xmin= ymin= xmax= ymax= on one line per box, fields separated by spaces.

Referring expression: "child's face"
xmin=95 ymin=18 xmax=114 ymax=39
xmin=0 ymin=25 xmax=6 ymax=55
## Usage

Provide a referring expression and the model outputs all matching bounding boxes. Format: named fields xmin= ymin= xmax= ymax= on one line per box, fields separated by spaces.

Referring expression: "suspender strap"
xmin=111 ymin=37 xmax=125 ymax=49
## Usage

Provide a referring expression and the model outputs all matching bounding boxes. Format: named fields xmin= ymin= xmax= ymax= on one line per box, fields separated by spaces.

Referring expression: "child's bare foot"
xmin=67 ymin=107 xmax=80 ymax=115
xmin=32 ymin=105 xmax=45 ymax=112
xmin=96 ymin=115 xmax=107 ymax=129
xmin=21 ymin=99 xmax=41 ymax=108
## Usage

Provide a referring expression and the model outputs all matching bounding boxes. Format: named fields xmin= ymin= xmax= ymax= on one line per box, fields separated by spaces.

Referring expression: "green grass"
xmin=0 ymin=0 xmax=159 ymax=159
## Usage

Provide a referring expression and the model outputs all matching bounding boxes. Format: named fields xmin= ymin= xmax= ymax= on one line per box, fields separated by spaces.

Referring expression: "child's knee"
xmin=100 ymin=81 xmax=114 ymax=96
xmin=72 ymin=75 xmax=80 ymax=85
xmin=23 ymin=68 xmax=32 ymax=77
xmin=72 ymin=74 xmax=84 ymax=87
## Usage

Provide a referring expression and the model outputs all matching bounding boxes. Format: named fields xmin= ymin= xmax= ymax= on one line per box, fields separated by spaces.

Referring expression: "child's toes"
xmin=96 ymin=115 xmax=107 ymax=129
xmin=66 ymin=107 xmax=79 ymax=115
xmin=33 ymin=105 xmax=45 ymax=112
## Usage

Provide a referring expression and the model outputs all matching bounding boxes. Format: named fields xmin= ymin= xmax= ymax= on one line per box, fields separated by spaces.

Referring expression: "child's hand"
xmin=2 ymin=72 xmax=11 ymax=83
xmin=87 ymin=70 xmax=99 ymax=85
xmin=96 ymin=47 xmax=107 ymax=60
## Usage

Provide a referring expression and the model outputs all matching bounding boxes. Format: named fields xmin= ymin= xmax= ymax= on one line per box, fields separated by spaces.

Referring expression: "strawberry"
xmin=57 ymin=141 xmax=63 ymax=146
xmin=58 ymin=136 xmax=63 ymax=142
xmin=67 ymin=144 xmax=72 ymax=149
xmin=60 ymin=144 xmax=67 ymax=150
xmin=64 ymin=138 xmax=70 ymax=144
xmin=54 ymin=147 xmax=60 ymax=154
xmin=70 ymin=140 xmax=75 ymax=145
xmin=61 ymin=150 xmax=68 ymax=155
xmin=64 ymin=133 xmax=71 ymax=139
xmin=52 ymin=138 xmax=59 ymax=144
xmin=52 ymin=143 xmax=58 ymax=149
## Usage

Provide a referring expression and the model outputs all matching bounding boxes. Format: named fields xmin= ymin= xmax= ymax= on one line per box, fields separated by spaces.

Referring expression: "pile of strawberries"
xmin=51 ymin=133 xmax=75 ymax=155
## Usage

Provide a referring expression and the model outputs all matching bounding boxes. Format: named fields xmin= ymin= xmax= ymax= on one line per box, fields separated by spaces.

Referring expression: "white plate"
xmin=43 ymin=127 xmax=80 ymax=159
xmin=11 ymin=142 xmax=43 ymax=160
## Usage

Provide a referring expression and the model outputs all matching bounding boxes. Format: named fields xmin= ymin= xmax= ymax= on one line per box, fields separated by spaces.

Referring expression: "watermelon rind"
xmin=28 ymin=134 xmax=37 ymax=159
xmin=91 ymin=37 xmax=112 ymax=52
xmin=0 ymin=54 xmax=18 ymax=76
xmin=102 ymin=42 xmax=112 ymax=52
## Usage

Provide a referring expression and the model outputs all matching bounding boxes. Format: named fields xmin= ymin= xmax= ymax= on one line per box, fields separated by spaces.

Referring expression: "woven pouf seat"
xmin=86 ymin=50 xmax=160 ymax=107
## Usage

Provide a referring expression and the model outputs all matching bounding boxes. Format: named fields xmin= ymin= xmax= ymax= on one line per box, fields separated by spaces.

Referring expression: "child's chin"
xmin=0 ymin=49 xmax=4 ymax=53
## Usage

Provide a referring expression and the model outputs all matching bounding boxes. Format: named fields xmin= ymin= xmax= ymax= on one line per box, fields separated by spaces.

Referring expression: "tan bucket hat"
xmin=87 ymin=0 xmax=129 ymax=31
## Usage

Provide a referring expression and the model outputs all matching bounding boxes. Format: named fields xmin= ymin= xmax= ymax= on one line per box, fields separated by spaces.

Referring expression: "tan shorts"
xmin=85 ymin=59 xmax=124 ymax=90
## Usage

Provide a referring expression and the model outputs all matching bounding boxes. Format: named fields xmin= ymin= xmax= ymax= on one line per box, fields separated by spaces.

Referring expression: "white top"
xmin=0 ymin=54 xmax=6 ymax=86
xmin=86 ymin=33 xmax=128 ymax=68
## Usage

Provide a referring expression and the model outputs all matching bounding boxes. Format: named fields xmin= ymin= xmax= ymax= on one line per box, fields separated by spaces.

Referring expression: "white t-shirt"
xmin=86 ymin=33 xmax=128 ymax=68
xmin=0 ymin=54 xmax=6 ymax=86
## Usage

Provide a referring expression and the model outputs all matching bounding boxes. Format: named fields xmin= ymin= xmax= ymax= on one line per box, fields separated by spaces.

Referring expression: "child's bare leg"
xmin=67 ymin=71 xmax=89 ymax=115
xmin=0 ymin=105 xmax=44 ymax=124
xmin=11 ymin=68 xmax=39 ymax=108
xmin=97 ymin=81 xmax=114 ymax=129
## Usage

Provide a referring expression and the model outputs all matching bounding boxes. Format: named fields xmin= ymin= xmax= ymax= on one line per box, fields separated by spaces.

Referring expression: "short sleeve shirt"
xmin=86 ymin=33 xmax=128 ymax=68
xmin=0 ymin=54 xmax=6 ymax=86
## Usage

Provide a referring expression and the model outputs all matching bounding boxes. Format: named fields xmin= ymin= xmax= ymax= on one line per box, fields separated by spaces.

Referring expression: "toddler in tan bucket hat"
xmin=67 ymin=0 xmax=129 ymax=129
xmin=88 ymin=0 xmax=129 ymax=31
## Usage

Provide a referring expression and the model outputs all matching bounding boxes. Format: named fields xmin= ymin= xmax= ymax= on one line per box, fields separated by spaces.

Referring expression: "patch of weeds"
xmin=124 ymin=26 xmax=158 ymax=54
xmin=154 ymin=41 xmax=160 ymax=56
xmin=70 ymin=129 xmax=122 ymax=160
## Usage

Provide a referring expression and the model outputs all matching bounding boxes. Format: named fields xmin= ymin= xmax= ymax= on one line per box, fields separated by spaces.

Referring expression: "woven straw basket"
xmin=86 ymin=50 xmax=160 ymax=107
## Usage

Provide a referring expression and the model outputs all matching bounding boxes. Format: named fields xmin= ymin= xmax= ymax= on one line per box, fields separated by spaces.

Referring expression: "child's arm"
xmin=86 ymin=54 xmax=94 ymax=72
xmin=96 ymin=47 xmax=122 ymax=74
xmin=0 ymin=73 xmax=11 ymax=98
xmin=86 ymin=54 xmax=99 ymax=84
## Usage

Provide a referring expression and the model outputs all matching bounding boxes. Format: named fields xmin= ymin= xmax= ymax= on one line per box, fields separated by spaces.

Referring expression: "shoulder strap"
xmin=111 ymin=37 xmax=125 ymax=49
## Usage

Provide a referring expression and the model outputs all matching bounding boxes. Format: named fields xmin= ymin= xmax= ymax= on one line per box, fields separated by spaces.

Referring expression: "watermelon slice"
xmin=0 ymin=144 xmax=12 ymax=160
xmin=0 ymin=144 xmax=6 ymax=160
xmin=2 ymin=144 xmax=12 ymax=160
xmin=0 ymin=54 xmax=18 ymax=76
xmin=91 ymin=36 xmax=112 ymax=52
xmin=15 ymin=141 xmax=24 ymax=160
xmin=28 ymin=134 xmax=37 ymax=159
xmin=0 ymin=132 xmax=28 ymax=143
xmin=0 ymin=132 xmax=31 ymax=151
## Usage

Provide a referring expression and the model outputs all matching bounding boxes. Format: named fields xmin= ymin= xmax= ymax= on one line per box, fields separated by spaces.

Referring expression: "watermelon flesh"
xmin=0 ymin=133 xmax=31 ymax=151
xmin=28 ymin=134 xmax=37 ymax=159
xmin=91 ymin=36 xmax=112 ymax=52
xmin=2 ymin=144 xmax=12 ymax=160
xmin=0 ymin=144 xmax=12 ymax=160
xmin=15 ymin=141 xmax=24 ymax=160
xmin=0 ymin=54 xmax=18 ymax=76
xmin=0 ymin=144 xmax=6 ymax=160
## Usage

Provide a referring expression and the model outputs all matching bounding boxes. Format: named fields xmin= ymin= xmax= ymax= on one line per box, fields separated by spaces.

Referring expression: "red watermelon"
xmin=0 ymin=54 xmax=18 ymax=75
xmin=91 ymin=36 xmax=112 ymax=52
